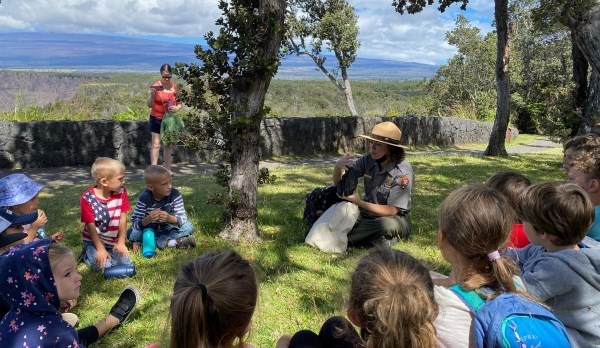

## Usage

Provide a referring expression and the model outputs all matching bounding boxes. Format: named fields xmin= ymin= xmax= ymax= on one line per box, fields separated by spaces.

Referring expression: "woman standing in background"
xmin=147 ymin=64 xmax=182 ymax=172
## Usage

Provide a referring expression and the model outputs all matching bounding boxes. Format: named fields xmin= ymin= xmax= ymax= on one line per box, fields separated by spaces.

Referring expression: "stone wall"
xmin=0 ymin=116 xmax=494 ymax=169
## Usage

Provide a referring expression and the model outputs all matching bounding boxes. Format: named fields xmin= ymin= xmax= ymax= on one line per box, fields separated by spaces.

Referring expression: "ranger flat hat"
xmin=359 ymin=121 xmax=407 ymax=148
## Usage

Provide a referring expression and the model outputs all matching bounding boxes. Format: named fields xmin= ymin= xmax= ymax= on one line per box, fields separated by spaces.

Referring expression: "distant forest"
xmin=0 ymin=70 xmax=432 ymax=121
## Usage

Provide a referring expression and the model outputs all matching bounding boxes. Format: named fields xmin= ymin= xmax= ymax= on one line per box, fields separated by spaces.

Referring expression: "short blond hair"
xmin=91 ymin=157 xmax=125 ymax=182
xmin=144 ymin=165 xmax=171 ymax=184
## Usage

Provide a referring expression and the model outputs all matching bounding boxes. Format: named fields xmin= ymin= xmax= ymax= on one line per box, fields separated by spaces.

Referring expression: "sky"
xmin=0 ymin=0 xmax=495 ymax=66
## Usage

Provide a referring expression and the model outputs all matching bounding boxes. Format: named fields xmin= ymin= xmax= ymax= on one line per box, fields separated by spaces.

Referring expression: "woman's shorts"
xmin=149 ymin=115 xmax=162 ymax=134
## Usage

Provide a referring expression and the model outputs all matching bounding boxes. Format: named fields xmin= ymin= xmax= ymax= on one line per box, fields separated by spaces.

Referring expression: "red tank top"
xmin=150 ymin=82 xmax=178 ymax=119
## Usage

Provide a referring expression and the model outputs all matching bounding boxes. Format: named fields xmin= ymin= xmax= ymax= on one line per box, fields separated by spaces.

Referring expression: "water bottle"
xmin=103 ymin=264 xmax=137 ymax=279
xmin=37 ymin=225 xmax=46 ymax=239
xmin=142 ymin=227 xmax=156 ymax=258
xmin=166 ymin=99 xmax=173 ymax=111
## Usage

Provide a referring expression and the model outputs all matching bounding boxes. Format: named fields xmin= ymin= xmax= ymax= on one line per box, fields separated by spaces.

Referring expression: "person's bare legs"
xmin=150 ymin=132 xmax=161 ymax=165
xmin=163 ymin=144 xmax=173 ymax=171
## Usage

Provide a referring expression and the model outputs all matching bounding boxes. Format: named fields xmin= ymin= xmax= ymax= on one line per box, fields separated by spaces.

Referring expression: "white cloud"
xmin=0 ymin=0 xmax=494 ymax=65
xmin=0 ymin=0 xmax=221 ymax=37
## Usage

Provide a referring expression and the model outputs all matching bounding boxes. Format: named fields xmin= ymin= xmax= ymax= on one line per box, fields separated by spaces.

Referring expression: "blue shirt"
xmin=587 ymin=205 xmax=600 ymax=241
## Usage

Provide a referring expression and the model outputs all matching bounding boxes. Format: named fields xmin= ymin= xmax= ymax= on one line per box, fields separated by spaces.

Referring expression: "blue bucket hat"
xmin=0 ymin=174 xmax=45 ymax=207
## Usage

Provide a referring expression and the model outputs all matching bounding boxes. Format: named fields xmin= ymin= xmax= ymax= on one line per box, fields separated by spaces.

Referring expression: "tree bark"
xmin=578 ymin=69 xmax=600 ymax=133
xmin=219 ymin=0 xmax=286 ymax=241
xmin=567 ymin=2 xmax=600 ymax=134
xmin=484 ymin=0 xmax=510 ymax=156
xmin=341 ymin=66 xmax=358 ymax=116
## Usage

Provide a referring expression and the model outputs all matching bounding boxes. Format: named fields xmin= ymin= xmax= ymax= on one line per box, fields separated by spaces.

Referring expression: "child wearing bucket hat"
xmin=333 ymin=121 xmax=414 ymax=247
xmin=0 ymin=173 xmax=64 ymax=243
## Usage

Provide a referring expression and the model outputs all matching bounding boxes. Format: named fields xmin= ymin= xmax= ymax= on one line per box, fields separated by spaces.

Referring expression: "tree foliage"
xmin=428 ymin=15 xmax=497 ymax=120
xmin=391 ymin=0 xmax=468 ymax=14
xmin=175 ymin=0 xmax=286 ymax=241
xmin=510 ymin=0 xmax=575 ymax=136
xmin=391 ymin=0 xmax=511 ymax=156
xmin=286 ymin=0 xmax=360 ymax=115
xmin=425 ymin=0 xmax=580 ymax=138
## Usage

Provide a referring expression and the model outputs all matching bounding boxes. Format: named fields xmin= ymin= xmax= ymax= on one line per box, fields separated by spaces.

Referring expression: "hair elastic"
xmin=197 ymin=282 xmax=208 ymax=298
xmin=487 ymin=250 xmax=501 ymax=261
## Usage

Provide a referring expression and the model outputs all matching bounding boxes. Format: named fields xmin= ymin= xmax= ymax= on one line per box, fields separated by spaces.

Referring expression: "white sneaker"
xmin=61 ymin=312 xmax=79 ymax=327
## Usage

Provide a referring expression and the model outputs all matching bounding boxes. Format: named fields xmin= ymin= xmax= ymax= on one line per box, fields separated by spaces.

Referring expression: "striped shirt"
xmin=80 ymin=186 xmax=130 ymax=246
xmin=131 ymin=188 xmax=188 ymax=231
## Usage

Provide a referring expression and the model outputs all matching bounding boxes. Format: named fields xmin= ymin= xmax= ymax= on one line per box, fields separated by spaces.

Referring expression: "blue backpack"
xmin=449 ymin=285 xmax=571 ymax=348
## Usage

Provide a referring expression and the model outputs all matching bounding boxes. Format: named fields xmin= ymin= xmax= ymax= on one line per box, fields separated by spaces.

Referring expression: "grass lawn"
xmin=38 ymin=145 xmax=565 ymax=347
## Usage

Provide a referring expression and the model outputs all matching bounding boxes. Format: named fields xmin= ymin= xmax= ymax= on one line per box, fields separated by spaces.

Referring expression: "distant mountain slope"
xmin=0 ymin=32 xmax=438 ymax=79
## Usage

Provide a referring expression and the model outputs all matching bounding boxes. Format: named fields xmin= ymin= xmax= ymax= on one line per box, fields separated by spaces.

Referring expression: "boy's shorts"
xmin=149 ymin=115 xmax=162 ymax=134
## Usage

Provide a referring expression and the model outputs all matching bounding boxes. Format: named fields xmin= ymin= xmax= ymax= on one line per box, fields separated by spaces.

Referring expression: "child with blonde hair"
xmin=128 ymin=165 xmax=195 ymax=250
xmin=277 ymin=245 xmax=438 ymax=348
xmin=0 ymin=239 xmax=139 ymax=347
xmin=80 ymin=157 xmax=132 ymax=270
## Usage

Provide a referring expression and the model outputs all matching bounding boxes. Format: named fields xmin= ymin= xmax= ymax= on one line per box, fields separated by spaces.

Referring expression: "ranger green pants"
xmin=347 ymin=214 xmax=411 ymax=247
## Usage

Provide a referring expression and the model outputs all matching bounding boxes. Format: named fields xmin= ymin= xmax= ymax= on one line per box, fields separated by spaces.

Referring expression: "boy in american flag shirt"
xmin=80 ymin=157 xmax=132 ymax=270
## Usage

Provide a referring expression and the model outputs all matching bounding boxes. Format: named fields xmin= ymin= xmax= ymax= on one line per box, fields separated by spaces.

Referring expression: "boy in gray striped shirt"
xmin=127 ymin=165 xmax=195 ymax=249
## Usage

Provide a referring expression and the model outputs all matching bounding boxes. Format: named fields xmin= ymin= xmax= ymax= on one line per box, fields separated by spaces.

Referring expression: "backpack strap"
xmin=449 ymin=284 xmax=486 ymax=312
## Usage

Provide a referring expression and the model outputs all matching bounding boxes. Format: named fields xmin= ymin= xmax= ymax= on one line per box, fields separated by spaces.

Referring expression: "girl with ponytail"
xmin=155 ymin=249 xmax=258 ymax=348
xmin=433 ymin=185 xmax=532 ymax=347
xmin=276 ymin=245 xmax=439 ymax=348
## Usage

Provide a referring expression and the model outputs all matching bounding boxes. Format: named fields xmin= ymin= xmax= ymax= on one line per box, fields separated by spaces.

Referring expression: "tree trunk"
xmin=341 ymin=66 xmax=358 ymax=116
xmin=484 ymin=0 xmax=510 ymax=156
xmin=219 ymin=0 xmax=286 ymax=241
xmin=578 ymin=69 xmax=600 ymax=133
xmin=566 ymin=2 xmax=600 ymax=134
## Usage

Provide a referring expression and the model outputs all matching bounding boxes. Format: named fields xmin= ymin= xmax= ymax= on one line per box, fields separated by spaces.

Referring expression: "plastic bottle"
xmin=37 ymin=225 xmax=46 ymax=239
xmin=103 ymin=264 xmax=137 ymax=279
xmin=142 ymin=227 xmax=156 ymax=258
xmin=166 ymin=99 xmax=173 ymax=111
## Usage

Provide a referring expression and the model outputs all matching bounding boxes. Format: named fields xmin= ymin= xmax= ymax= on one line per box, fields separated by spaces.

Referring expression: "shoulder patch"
xmin=397 ymin=175 xmax=409 ymax=189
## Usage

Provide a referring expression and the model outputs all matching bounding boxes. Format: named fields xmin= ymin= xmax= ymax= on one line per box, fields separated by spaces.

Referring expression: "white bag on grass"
xmin=305 ymin=201 xmax=360 ymax=254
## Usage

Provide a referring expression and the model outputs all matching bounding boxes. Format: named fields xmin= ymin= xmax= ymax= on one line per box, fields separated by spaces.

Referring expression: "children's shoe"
xmin=175 ymin=235 xmax=196 ymax=249
xmin=109 ymin=286 xmax=140 ymax=325
xmin=61 ymin=312 xmax=79 ymax=327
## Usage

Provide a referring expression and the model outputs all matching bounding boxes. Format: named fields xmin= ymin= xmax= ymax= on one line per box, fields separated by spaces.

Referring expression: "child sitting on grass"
xmin=485 ymin=171 xmax=531 ymax=247
xmin=276 ymin=245 xmax=438 ymax=348
xmin=562 ymin=133 xmax=600 ymax=174
xmin=0 ymin=173 xmax=64 ymax=242
xmin=433 ymin=185 xmax=568 ymax=348
xmin=148 ymin=249 xmax=257 ymax=347
xmin=0 ymin=207 xmax=139 ymax=346
xmin=511 ymin=182 xmax=600 ymax=346
xmin=80 ymin=157 xmax=132 ymax=270
xmin=566 ymin=145 xmax=600 ymax=241
xmin=128 ymin=165 xmax=195 ymax=250
xmin=0 ymin=238 xmax=140 ymax=347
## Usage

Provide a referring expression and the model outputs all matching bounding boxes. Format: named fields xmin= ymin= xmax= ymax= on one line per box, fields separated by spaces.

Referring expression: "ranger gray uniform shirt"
xmin=350 ymin=153 xmax=414 ymax=218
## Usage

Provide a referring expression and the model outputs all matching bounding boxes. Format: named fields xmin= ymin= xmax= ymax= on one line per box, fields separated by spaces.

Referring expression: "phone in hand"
xmin=151 ymin=85 xmax=164 ymax=92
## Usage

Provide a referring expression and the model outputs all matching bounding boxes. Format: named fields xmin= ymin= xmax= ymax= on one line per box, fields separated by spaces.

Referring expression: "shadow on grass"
xmin=36 ymin=150 xmax=564 ymax=346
